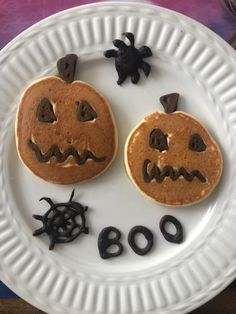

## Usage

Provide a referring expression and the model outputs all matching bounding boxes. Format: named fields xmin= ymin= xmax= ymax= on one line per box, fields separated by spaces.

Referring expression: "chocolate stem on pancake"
xmin=142 ymin=159 xmax=206 ymax=183
xmin=28 ymin=139 xmax=106 ymax=164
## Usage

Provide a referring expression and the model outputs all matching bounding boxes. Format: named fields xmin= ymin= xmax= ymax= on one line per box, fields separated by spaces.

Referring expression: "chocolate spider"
xmin=104 ymin=32 xmax=152 ymax=85
xmin=32 ymin=190 xmax=89 ymax=250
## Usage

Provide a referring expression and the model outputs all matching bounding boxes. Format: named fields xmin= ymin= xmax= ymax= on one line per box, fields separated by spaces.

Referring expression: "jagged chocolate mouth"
xmin=28 ymin=139 xmax=106 ymax=165
xmin=142 ymin=159 xmax=206 ymax=183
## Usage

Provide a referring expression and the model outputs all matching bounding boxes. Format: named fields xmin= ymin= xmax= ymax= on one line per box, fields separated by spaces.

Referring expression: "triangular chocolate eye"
xmin=160 ymin=93 xmax=179 ymax=113
xmin=76 ymin=100 xmax=97 ymax=122
xmin=36 ymin=98 xmax=56 ymax=123
xmin=149 ymin=128 xmax=168 ymax=151
xmin=189 ymin=134 xmax=206 ymax=152
xmin=57 ymin=54 xmax=78 ymax=83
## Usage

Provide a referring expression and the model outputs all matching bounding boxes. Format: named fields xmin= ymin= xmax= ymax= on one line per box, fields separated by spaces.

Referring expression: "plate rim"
xmin=0 ymin=2 xmax=236 ymax=314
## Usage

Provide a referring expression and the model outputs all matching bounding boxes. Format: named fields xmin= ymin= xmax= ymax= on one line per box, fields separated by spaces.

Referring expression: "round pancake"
xmin=125 ymin=111 xmax=223 ymax=207
xmin=16 ymin=76 xmax=117 ymax=184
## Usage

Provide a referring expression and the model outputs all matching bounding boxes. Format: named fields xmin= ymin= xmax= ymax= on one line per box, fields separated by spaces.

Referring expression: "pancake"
xmin=16 ymin=76 xmax=117 ymax=184
xmin=125 ymin=111 xmax=223 ymax=206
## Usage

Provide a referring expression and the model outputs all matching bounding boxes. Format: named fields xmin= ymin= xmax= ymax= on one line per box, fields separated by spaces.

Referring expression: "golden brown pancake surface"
xmin=125 ymin=111 xmax=222 ymax=206
xmin=16 ymin=76 xmax=117 ymax=184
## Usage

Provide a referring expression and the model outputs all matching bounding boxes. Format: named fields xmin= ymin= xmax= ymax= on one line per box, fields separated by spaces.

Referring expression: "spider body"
xmin=104 ymin=32 xmax=152 ymax=85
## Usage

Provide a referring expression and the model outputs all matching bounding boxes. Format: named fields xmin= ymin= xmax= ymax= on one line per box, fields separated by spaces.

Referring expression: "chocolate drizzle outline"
xmin=149 ymin=128 xmax=168 ymax=151
xmin=160 ymin=215 xmax=183 ymax=244
xmin=33 ymin=189 xmax=89 ymax=250
xmin=188 ymin=133 xmax=207 ymax=152
xmin=128 ymin=225 xmax=153 ymax=256
xmin=28 ymin=139 xmax=106 ymax=164
xmin=76 ymin=100 xmax=97 ymax=122
xmin=160 ymin=93 xmax=179 ymax=114
xmin=142 ymin=159 xmax=206 ymax=183
xmin=104 ymin=32 xmax=152 ymax=85
xmin=98 ymin=226 xmax=123 ymax=259
xmin=36 ymin=98 xmax=57 ymax=123
xmin=57 ymin=54 xmax=78 ymax=83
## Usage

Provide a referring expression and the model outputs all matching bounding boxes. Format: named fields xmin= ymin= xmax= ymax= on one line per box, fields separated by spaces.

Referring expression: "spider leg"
xmin=49 ymin=235 xmax=56 ymax=250
xmin=122 ymin=32 xmax=134 ymax=46
xmin=33 ymin=227 xmax=45 ymax=236
xmin=140 ymin=61 xmax=151 ymax=77
xmin=69 ymin=189 xmax=75 ymax=202
xmin=112 ymin=39 xmax=127 ymax=49
xmin=84 ymin=226 xmax=89 ymax=234
xmin=117 ymin=71 xmax=127 ymax=85
xmin=39 ymin=197 xmax=54 ymax=206
xmin=131 ymin=71 xmax=140 ymax=84
xmin=139 ymin=46 xmax=152 ymax=58
xmin=104 ymin=49 xmax=117 ymax=58
xmin=32 ymin=214 xmax=43 ymax=221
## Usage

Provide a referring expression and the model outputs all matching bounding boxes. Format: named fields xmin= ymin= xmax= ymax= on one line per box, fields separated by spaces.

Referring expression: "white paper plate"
xmin=0 ymin=2 xmax=236 ymax=314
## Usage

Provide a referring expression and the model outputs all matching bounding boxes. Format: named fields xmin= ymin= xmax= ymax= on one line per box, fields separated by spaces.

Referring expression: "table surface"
xmin=0 ymin=0 xmax=235 ymax=313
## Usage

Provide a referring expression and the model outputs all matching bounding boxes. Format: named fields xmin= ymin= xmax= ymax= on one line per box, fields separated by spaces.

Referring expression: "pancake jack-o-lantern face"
xmin=125 ymin=93 xmax=223 ymax=206
xmin=16 ymin=54 xmax=117 ymax=184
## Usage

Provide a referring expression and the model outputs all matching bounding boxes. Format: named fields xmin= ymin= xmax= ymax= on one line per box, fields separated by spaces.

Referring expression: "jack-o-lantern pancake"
xmin=16 ymin=55 xmax=117 ymax=184
xmin=125 ymin=93 xmax=223 ymax=206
